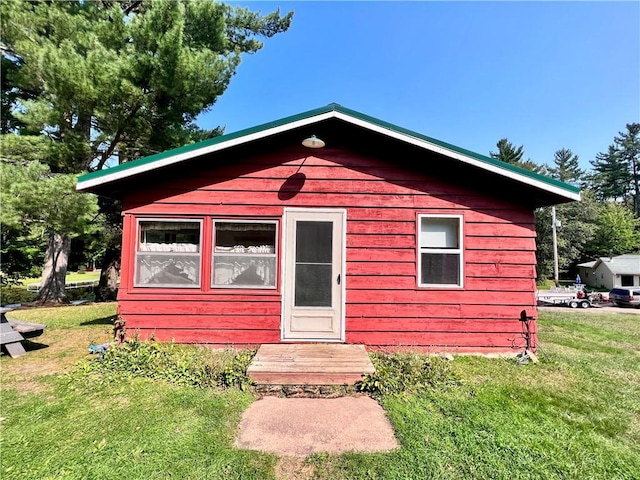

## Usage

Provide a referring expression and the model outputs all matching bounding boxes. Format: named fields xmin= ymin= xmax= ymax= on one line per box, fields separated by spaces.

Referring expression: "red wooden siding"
xmin=118 ymin=148 xmax=538 ymax=353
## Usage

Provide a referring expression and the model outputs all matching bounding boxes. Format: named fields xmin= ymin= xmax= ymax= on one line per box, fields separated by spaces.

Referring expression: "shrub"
xmin=0 ymin=286 xmax=94 ymax=306
xmin=357 ymin=350 xmax=459 ymax=398
xmin=65 ymin=286 xmax=95 ymax=302
xmin=82 ymin=337 xmax=257 ymax=390
xmin=0 ymin=286 xmax=37 ymax=305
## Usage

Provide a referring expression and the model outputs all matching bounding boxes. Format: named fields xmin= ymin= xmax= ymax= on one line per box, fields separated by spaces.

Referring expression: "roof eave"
xmin=76 ymin=104 xmax=580 ymax=204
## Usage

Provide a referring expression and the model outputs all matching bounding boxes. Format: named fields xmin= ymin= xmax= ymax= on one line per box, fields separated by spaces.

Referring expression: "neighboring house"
xmin=76 ymin=104 xmax=580 ymax=353
xmin=580 ymin=255 xmax=640 ymax=290
xmin=577 ymin=260 xmax=599 ymax=287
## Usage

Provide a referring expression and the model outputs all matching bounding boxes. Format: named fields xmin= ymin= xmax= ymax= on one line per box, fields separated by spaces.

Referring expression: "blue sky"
xmin=197 ymin=1 xmax=640 ymax=171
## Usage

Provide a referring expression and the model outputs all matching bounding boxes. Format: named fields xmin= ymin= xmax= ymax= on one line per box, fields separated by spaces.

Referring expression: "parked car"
xmin=608 ymin=288 xmax=640 ymax=307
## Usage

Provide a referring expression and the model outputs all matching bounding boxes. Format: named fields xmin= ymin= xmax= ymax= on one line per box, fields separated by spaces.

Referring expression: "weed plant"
xmin=357 ymin=350 xmax=459 ymax=398
xmin=80 ymin=336 xmax=257 ymax=391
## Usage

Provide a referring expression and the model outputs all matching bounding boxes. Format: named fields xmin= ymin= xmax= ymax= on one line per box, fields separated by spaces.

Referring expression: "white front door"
xmin=282 ymin=208 xmax=345 ymax=341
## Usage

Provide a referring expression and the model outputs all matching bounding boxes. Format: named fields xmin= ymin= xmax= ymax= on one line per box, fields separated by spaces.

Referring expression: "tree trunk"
xmin=95 ymin=242 xmax=121 ymax=302
xmin=36 ymin=232 xmax=71 ymax=304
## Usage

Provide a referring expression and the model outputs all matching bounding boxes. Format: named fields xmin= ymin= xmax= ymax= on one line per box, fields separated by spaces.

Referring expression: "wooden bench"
xmin=1 ymin=307 xmax=46 ymax=358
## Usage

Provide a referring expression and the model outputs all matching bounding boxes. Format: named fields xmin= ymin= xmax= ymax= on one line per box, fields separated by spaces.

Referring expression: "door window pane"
xmin=294 ymin=221 xmax=333 ymax=306
xmin=295 ymin=264 xmax=332 ymax=307
xmin=296 ymin=221 xmax=332 ymax=263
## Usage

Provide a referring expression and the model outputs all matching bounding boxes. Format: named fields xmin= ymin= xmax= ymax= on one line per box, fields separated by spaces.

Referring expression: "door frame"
xmin=280 ymin=207 xmax=347 ymax=342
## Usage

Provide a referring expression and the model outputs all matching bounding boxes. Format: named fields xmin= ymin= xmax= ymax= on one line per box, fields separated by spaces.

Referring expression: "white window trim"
xmin=134 ymin=218 xmax=203 ymax=288
xmin=417 ymin=214 xmax=464 ymax=288
xmin=212 ymin=219 xmax=278 ymax=289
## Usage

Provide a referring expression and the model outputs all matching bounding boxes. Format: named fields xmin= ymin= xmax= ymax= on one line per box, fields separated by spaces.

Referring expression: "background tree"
xmin=584 ymin=202 xmax=640 ymax=258
xmin=589 ymin=124 xmax=640 ymax=215
xmin=545 ymin=148 xmax=584 ymax=185
xmin=589 ymin=145 xmax=631 ymax=203
xmin=0 ymin=0 xmax=293 ymax=302
xmin=489 ymin=138 xmax=540 ymax=172
xmin=488 ymin=125 xmax=640 ymax=285
xmin=490 ymin=138 xmax=524 ymax=164
xmin=535 ymin=189 xmax=600 ymax=281
xmin=0 ymin=150 xmax=97 ymax=303
xmin=536 ymin=148 xmax=590 ymax=283
xmin=614 ymin=123 xmax=640 ymax=216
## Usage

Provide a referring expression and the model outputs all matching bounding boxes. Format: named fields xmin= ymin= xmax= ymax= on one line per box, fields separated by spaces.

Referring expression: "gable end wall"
xmin=117 ymin=149 xmax=538 ymax=353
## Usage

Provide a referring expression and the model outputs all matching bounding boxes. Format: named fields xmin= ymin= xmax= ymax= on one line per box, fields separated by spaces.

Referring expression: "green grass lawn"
xmin=2 ymin=305 xmax=639 ymax=479
xmin=20 ymin=270 xmax=102 ymax=286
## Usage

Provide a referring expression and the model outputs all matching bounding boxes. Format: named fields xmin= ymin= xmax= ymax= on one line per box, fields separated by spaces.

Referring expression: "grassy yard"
xmin=19 ymin=270 xmax=103 ymax=287
xmin=1 ymin=305 xmax=639 ymax=479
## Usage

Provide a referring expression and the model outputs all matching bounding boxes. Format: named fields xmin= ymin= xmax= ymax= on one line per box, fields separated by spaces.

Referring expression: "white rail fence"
xmin=26 ymin=280 xmax=99 ymax=292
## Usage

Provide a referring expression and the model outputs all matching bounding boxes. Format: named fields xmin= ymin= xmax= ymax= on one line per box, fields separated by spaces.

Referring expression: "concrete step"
xmin=247 ymin=343 xmax=376 ymax=386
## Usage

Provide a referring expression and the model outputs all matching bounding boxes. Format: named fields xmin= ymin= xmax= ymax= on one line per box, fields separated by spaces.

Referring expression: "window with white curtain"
xmin=418 ymin=215 xmax=463 ymax=287
xmin=212 ymin=221 xmax=277 ymax=288
xmin=135 ymin=220 xmax=201 ymax=287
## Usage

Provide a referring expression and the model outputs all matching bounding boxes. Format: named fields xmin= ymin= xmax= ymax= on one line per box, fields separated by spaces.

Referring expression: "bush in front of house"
xmin=357 ymin=350 xmax=460 ymax=398
xmin=81 ymin=337 xmax=257 ymax=391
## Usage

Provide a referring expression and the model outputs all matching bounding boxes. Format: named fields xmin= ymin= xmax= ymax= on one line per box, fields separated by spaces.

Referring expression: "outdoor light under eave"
xmin=302 ymin=135 xmax=325 ymax=148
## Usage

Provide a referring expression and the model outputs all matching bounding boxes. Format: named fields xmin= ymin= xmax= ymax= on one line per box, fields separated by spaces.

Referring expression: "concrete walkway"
xmin=235 ymin=396 xmax=399 ymax=457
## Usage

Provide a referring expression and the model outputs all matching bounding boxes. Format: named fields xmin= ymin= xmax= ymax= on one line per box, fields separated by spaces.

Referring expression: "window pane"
xmin=295 ymin=264 xmax=332 ymax=306
xmin=621 ymin=275 xmax=634 ymax=287
xmin=420 ymin=217 xmax=459 ymax=248
xmin=136 ymin=254 xmax=200 ymax=286
xmin=421 ymin=253 xmax=459 ymax=285
xmin=212 ymin=256 xmax=276 ymax=287
xmin=139 ymin=221 xmax=200 ymax=252
xmin=296 ymin=221 xmax=332 ymax=263
xmin=212 ymin=221 xmax=277 ymax=289
xmin=214 ymin=222 xmax=275 ymax=252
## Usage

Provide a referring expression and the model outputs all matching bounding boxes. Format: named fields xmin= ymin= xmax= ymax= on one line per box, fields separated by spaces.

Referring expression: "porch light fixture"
xmin=302 ymin=135 xmax=325 ymax=148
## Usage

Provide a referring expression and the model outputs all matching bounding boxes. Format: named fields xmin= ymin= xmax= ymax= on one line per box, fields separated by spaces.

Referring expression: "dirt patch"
xmin=275 ymin=457 xmax=316 ymax=480
xmin=1 ymin=325 xmax=111 ymax=393
xmin=2 ymin=379 xmax=53 ymax=395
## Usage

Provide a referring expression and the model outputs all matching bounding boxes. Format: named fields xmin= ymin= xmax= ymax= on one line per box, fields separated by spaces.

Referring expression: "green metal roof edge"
xmin=330 ymin=104 xmax=580 ymax=194
xmin=78 ymin=102 xmax=580 ymax=195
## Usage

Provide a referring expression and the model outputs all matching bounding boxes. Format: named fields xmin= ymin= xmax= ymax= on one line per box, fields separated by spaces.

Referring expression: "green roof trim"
xmin=331 ymin=104 xmax=580 ymax=194
xmin=77 ymin=103 xmax=580 ymax=195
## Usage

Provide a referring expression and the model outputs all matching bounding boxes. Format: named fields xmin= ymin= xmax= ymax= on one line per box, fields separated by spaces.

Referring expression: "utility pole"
xmin=551 ymin=206 xmax=560 ymax=287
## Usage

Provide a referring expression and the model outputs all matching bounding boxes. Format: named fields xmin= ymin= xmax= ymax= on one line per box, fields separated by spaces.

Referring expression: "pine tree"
xmin=490 ymin=138 xmax=524 ymax=165
xmin=614 ymin=123 xmax=640 ymax=216
xmin=0 ymin=0 xmax=293 ymax=302
xmin=489 ymin=138 xmax=541 ymax=172
xmin=589 ymin=123 xmax=640 ymax=215
xmin=546 ymin=148 xmax=584 ymax=185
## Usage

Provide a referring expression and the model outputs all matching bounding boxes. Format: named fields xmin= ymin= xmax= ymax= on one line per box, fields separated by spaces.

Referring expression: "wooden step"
xmin=247 ymin=344 xmax=376 ymax=386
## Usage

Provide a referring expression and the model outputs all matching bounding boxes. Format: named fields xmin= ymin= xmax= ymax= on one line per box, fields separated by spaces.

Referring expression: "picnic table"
xmin=0 ymin=306 xmax=46 ymax=358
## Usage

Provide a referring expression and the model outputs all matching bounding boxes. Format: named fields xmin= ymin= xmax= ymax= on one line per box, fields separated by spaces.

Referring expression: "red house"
xmin=77 ymin=104 xmax=580 ymax=354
